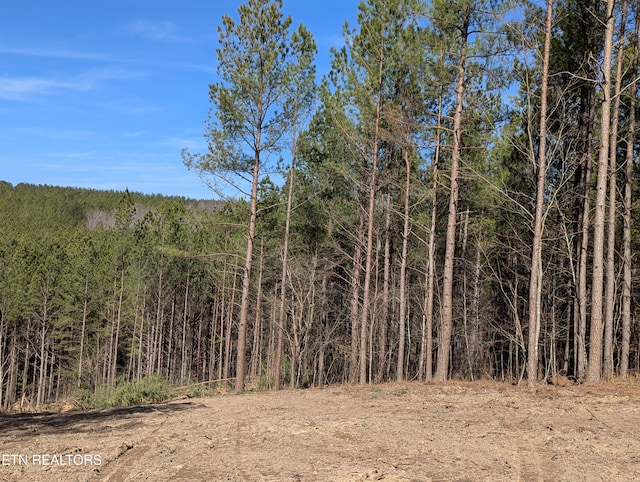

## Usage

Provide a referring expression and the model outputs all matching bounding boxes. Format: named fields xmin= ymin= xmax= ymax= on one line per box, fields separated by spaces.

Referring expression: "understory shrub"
xmin=78 ymin=376 xmax=174 ymax=408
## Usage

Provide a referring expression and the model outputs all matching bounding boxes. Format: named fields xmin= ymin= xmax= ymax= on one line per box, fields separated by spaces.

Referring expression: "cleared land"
xmin=1 ymin=381 xmax=640 ymax=481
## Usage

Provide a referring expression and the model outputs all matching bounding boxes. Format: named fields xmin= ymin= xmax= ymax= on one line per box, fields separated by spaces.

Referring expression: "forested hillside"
xmin=2 ymin=0 xmax=640 ymax=409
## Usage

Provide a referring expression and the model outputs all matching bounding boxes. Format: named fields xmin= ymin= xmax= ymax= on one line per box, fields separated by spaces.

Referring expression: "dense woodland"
xmin=2 ymin=0 xmax=640 ymax=408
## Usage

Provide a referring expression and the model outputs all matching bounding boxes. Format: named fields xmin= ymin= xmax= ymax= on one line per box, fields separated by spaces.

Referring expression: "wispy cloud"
xmin=0 ymin=45 xmax=115 ymax=62
xmin=0 ymin=76 xmax=79 ymax=100
xmin=0 ymin=67 xmax=147 ymax=101
xmin=123 ymin=130 xmax=148 ymax=138
xmin=161 ymin=135 xmax=206 ymax=151
xmin=44 ymin=151 xmax=98 ymax=161
xmin=125 ymin=20 xmax=194 ymax=43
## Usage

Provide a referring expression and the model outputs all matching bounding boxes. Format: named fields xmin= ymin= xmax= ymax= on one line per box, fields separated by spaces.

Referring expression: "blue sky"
xmin=1 ymin=1 xmax=358 ymax=199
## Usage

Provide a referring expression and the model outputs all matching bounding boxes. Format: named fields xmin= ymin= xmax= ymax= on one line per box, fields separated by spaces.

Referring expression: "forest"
xmin=1 ymin=0 xmax=640 ymax=409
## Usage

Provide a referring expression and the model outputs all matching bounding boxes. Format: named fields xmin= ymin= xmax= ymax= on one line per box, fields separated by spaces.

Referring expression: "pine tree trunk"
xmin=575 ymin=91 xmax=595 ymax=379
xmin=436 ymin=17 xmax=469 ymax=382
xmin=21 ymin=319 xmax=31 ymax=403
xmin=180 ymin=272 xmax=190 ymax=385
xmin=151 ymin=269 xmax=163 ymax=379
xmin=127 ymin=285 xmax=142 ymax=382
xmin=603 ymin=0 xmax=627 ymax=379
xmin=377 ymin=191 xmax=392 ymax=383
xmin=235 ymin=147 xmax=260 ymax=392
xmin=78 ymin=275 xmax=89 ymax=388
xmin=136 ymin=312 xmax=144 ymax=381
xmin=196 ymin=304 xmax=203 ymax=382
xmin=156 ymin=295 xmax=165 ymax=377
xmin=349 ymin=213 xmax=364 ymax=384
xmin=275 ymin=153 xmax=296 ymax=389
xmin=251 ymin=240 xmax=265 ymax=379
xmin=422 ymin=93 xmax=443 ymax=382
xmin=217 ymin=262 xmax=228 ymax=381
xmin=111 ymin=268 xmax=125 ymax=384
xmin=358 ymin=36 xmax=386 ymax=385
xmin=224 ymin=262 xmax=238 ymax=381
xmin=527 ymin=0 xmax=553 ymax=388
xmin=163 ymin=298 xmax=172 ymax=380
xmin=36 ymin=316 xmax=47 ymax=408
xmin=209 ymin=296 xmax=219 ymax=382
xmin=621 ymin=0 xmax=639 ymax=378
xmin=587 ymin=0 xmax=616 ymax=382
xmin=397 ymin=148 xmax=411 ymax=381
xmin=6 ymin=337 xmax=17 ymax=410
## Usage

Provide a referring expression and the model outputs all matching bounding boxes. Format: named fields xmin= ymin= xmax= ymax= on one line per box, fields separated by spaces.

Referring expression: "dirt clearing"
xmin=1 ymin=381 xmax=640 ymax=481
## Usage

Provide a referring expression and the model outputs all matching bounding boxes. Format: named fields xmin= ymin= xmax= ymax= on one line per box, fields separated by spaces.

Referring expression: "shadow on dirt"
xmin=0 ymin=402 xmax=198 ymax=438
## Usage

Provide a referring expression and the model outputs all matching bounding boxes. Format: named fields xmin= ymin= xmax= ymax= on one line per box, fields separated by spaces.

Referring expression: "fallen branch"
xmin=174 ymin=378 xmax=236 ymax=391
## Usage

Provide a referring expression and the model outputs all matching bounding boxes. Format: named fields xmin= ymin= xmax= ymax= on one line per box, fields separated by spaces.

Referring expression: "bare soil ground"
xmin=2 ymin=380 xmax=640 ymax=481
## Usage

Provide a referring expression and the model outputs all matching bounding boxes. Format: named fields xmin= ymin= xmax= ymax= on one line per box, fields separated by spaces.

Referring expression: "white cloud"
xmin=126 ymin=20 xmax=193 ymax=43
xmin=0 ymin=76 xmax=79 ymax=100
xmin=123 ymin=130 xmax=148 ymax=138
xmin=162 ymin=136 xmax=205 ymax=151
xmin=0 ymin=67 xmax=146 ymax=101
xmin=44 ymin=151 xmax=98 ymax=161
xmin=0 ymin=45 xmax=115 ymax=62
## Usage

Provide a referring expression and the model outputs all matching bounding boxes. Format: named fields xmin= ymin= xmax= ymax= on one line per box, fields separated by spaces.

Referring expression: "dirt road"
xmin=1 ymin=381 xmax=640 ymax=481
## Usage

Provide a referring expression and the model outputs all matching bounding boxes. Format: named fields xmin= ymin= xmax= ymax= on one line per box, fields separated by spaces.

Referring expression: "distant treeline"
xmin=0 ymin=181 xmax=223 ymax=232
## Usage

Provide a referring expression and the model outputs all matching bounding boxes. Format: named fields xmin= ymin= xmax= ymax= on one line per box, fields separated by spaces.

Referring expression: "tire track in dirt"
xmin=517 ymin=444 xmax=562 ymax=482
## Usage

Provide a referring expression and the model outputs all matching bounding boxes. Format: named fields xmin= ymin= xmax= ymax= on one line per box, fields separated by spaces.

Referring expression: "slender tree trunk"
xmin=36 ymin=316 xmax=47 ymax=408
xmin=251 ymin=240 xmax=265 ymax=379
xmin=136 ymin=312 xmax=145 ymax=381
xmin=6 ymin=337 xmax=17 ymax=410
xmin=165 ymin=294 xmax=172 ymax=385
xmin=621 ymin=0 xmax=639 ymax=378
xmin=180 ymin=272 xmax=190 ymax=385
xmin=377 ymin=191 xmax=392 ymax=383
xmin=436 ymin=17 xmax=469 ymax=382
xmin=47 ymin=350 xmax=55 ymax=402
xmin=422 ymin=93 xmax=443 ymax=382
xmin=196 ymin=304 xmax=203 ymax=382
xmin=527 ymin=0 xmax=554 ymax=388
xmin=461 ymin=208 xmax=471 ymax=379
xmin=225 ymin=262 xmax=238 ymax=381
xmin=209 ymin=296 xmax=219 ymax=382
xmin=156 ymin=294 xmax=166 ymax=377
xmin=471 ymin=239 xmax=482 ymax=377
xmin=267 ymin=284 xmax=278 ymax=386
xmin=111 ymin=267 xmax=125 ymax=384
xmin=21 ymin=319 xmax=31 ymax=404
xmin=358 ymin=36 xmax=386 ymax=385
xmin=587 ymin=0 xmax=616 ymax=382
xmin=349 ymin=213 xmax=364 ymax=383
xmin=275 ymin=150 xmax=297 ymax=389
xmin=78 ymin=274 xmax=89 ymax=388
xmin=575 ymin=89 xmax=595 ymax=379
xmin=105 ymin=275 xmax=116 ymax=384
xmin=217 ymin=261 xmax=228 ymax=381
xmin=151 ymin=269 xmax=163 ymax=379
xmin=127 ymin=285 xmax=142 ymax=382
xmin=397 ymin=148 xmax=412 ymax=381
xmin=290 ymin=297 xmax=300 ymax=388
xmin=147 ymin=317 xmax=155 ymax=378
xmin=571 ymin=4 xmax=601 ymax=377
xmin=603 ymin=0 xmax=627 ymax=379
xmin=236 ymin=144 xmax=261 ymax=392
